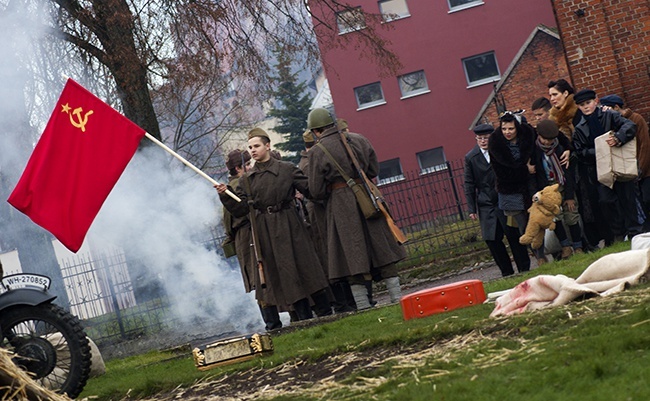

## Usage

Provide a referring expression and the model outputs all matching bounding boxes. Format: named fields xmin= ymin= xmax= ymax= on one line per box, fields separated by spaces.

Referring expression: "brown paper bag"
xmin=595 ymin=131 xmax=637 ymax=189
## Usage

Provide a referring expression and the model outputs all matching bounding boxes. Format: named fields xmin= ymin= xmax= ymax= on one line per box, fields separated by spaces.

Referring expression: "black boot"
xmin=331 ymin=281 xmax=356 ymax=312
xmin=259 ymin=305 xmax=282 ymax=331
xmin=292 ymin=298 xmax=313 ymax=321
xmin=311 ymin=288 xmax=333 ymax=317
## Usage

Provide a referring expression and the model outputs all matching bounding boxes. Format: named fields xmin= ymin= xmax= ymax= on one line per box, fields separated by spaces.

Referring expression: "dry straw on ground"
xmin=0 ymin=348 xmax=71 ymax=401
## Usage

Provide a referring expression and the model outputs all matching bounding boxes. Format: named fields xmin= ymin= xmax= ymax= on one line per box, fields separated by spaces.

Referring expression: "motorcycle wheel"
xmin=0 ymin=303 xmax=92 ymax=399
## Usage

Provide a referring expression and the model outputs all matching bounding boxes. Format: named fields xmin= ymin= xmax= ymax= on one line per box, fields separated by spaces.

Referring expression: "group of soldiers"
xmin=215 ymin=108 xmax=405 ymax=330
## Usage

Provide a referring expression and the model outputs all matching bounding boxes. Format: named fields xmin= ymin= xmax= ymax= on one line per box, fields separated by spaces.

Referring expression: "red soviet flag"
xmin=8 ymin=79 xmax=146 ymax=252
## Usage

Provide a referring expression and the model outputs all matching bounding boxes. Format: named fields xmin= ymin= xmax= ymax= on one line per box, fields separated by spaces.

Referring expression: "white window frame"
xmin=417 ymin=147 xmax=448 ymax=175
xmin=354 ymin=82 xmax=386 ymax=110
xmin=462 ymin=51 xmax=500 ymax=88
xmin=336 ymin=7 xmax=366 ymax=34
xmin=379 ymin=0 xmax=410 ymax=22
xmin=398 ymin=70 xmax=430 ymax=99
xmin=378 ymin=158 xmax=405 ymax=185
xmin=447 ymin=0 xmax=484 ymax=13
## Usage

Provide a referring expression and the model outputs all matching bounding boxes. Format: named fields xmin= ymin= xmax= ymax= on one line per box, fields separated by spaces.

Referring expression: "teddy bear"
xmin=519 ymin=183 xmax=563 ymax=249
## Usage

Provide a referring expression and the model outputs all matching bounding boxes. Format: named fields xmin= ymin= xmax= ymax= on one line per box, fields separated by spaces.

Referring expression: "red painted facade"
xmin=310 ymin=0 xmax=556 ymax=175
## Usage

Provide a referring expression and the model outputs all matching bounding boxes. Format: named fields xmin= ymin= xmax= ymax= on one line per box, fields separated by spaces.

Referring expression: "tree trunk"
xmin=91 ymin=0 xmax=161 ymax=140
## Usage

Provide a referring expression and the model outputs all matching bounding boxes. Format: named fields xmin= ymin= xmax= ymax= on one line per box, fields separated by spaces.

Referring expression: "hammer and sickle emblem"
xmin=69 ymin=107 xmax=94 ymax=132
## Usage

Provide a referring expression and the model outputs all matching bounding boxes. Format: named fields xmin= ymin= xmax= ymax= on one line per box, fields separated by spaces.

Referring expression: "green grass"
xmin=80 ymin=242 xmax=649 ymax=400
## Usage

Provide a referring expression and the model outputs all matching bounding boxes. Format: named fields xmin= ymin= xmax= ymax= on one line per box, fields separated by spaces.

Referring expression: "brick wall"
xmin=478 ymin=29 xmax=569 ymax=126
xmin=552 ymin=0 xmax=650 ymax=120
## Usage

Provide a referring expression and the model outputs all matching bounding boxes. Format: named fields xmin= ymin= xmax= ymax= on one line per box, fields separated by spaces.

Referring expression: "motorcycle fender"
xmin=0 ymin=288 xmax=57 ymax=310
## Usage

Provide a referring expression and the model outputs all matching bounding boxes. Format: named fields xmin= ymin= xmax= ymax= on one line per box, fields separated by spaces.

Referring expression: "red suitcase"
xmin=400 ymin=279 xmax=486 ymax=320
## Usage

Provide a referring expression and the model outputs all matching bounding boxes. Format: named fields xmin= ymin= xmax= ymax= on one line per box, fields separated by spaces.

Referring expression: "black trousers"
xmin=598 ymin=180 xmax=643 ymax=238
xmin=485 ymin=217 xmax=530 ymax=276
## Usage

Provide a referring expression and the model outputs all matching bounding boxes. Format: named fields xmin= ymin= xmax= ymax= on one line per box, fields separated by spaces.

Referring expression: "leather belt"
xmin=327 ymin=178 xmax=362 ymax=191
xmin=256 ymin=201 xmax=292 ymax=214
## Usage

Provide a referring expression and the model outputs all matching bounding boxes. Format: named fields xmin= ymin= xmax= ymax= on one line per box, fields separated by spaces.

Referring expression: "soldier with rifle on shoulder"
xmin=306 ymin=108 xmax=406 ymax=310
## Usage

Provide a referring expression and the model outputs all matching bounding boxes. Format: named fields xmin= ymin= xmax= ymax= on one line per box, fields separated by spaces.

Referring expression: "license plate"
xmin=1 ymin=273 xmax=51 ymax=290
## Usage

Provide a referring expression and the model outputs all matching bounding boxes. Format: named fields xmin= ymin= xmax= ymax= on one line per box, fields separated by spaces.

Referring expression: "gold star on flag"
xmin=61 ymin=103 xmax=71 ymax=114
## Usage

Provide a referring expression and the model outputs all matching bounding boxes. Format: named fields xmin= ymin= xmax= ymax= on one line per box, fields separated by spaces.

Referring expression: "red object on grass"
xmin=400 ymin=279 xmax=487 ymax=320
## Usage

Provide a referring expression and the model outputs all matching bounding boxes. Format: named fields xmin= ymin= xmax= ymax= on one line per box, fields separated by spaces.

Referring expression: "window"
xmin=379 ymin=0 xmax=410 ymax=22
xmin=398 ymin=70 xmax=429 ymax=98
xmin=462 ymin=51 xmax=500 ymax=87
xmin=417 ymin=147 xmax=447 ymax=174
xmin=378 ymin=158 xmax=404 ymax=185
xmin=354 ymin=82 xmax=386 ymax=109
xmin=448 ymin=0 xmax=483 ymax=12
xmin=336 ymin=7 xmax=366 ymax=34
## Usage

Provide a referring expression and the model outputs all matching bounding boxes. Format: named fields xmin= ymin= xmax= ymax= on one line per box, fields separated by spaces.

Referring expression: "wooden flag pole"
xmin=144 ymin=133 xmax=241 ymax=202
xmin=59 ymin=75 xmax=240 ymax=202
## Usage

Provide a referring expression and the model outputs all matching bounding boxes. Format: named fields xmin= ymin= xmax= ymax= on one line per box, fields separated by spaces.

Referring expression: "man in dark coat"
xmin=216 ymin=128 xmax=332 ymax=321
xmin=222 ymin=149 xmax=283 ymax=330
xmin=299 ymin=130 xmax=356 ymax=313
xmin=464 ymin=123 xmax=529 ymax=276
xmin=573 ymin=89 xmax=642 ymax=242
xmin=600 ymin=94 xmax=650 ymax=229
xmin=306 ymin=108 xmax=406 ymax=310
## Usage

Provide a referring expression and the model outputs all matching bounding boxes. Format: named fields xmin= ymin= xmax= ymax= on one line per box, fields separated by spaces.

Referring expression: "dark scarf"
xmin=536 ymin=137 xmax=565 ymax=185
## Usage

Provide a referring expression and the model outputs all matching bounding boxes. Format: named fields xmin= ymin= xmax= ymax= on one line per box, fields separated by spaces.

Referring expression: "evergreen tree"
xmin=268 ymin=50 xmax=314 ymax=165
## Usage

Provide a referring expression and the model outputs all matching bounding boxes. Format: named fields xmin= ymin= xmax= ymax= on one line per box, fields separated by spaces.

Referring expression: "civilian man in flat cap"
xmin=464 ymin=123 xmax=530 ymax=276
xmin=573 ymin=89 xmax=642 ymax=243
xmin=601 ymin=94 xmax=650 ymax=223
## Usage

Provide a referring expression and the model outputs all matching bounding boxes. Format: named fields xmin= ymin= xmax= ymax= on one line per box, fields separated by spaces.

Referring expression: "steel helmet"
xmin=307 ymin=108 xmax=335 ymax=130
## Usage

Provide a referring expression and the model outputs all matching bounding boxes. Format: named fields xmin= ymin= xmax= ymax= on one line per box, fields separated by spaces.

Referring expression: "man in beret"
xmin=573 ymin=89 xmax=642 ymax=243
xmin=600 ymin=94 xmax=650 ymax=226
xmin=464 ymin=123 xmax=530 ymax=276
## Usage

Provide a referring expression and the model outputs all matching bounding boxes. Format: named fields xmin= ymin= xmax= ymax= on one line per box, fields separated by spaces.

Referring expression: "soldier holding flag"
xmin=216 ymin=128 xmax=332 ymax=321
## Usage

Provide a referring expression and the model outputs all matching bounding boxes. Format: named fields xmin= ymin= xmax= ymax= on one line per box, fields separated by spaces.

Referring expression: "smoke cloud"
xmin=0 ymin=2 xmax=264 ymax=343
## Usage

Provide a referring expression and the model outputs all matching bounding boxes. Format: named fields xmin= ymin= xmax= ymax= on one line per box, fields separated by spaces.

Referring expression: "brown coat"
xmin=220 ymin=157 xmax=328 ymax=306
xmin=549 ymin=94 xmax=579 ymax=142
xmin=308 ymin=127 xmax=406 ymax=280
xmin=299 ymin=151 xmax=329 ymax=274
xmin=224 ymin=176 xmax=255 ymax=293
xmin=621 ymin=109 xmax=650 ymax=178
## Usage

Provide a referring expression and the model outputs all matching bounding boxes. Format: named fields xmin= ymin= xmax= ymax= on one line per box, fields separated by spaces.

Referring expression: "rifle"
xmin=242 ymin=170 xmax=267 ymax=289
xmin=338 ymin=132 xmax=408 ymax=244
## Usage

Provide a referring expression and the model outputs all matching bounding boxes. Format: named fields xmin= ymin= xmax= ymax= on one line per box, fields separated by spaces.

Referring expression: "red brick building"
xmin=552 ymin=0 xmax=650 ymax=120
xmin=309 ymin=0 xmax=556 ymax=183
xmin=472 ymin=25 xmax=570 ymax=127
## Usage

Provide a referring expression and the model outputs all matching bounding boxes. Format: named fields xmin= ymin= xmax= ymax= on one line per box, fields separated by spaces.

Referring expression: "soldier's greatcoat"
xmin=308 ymin=127 xmax=406 ymax=280
xmin=220 ymin=157 xmax=328 ymax=307
xmin=299 ymin=151 xmax=329 ymax=275
xmin=224 ymin=176 xmax=255 ymax=293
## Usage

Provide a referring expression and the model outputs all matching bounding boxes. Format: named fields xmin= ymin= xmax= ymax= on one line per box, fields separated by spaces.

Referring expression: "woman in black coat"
xmin=488 ymin=112 xmax=545 ymax=264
